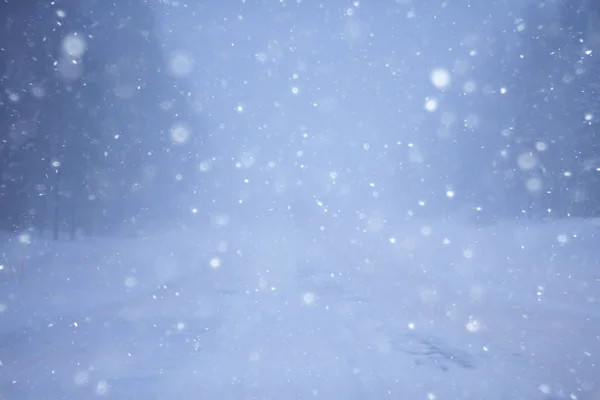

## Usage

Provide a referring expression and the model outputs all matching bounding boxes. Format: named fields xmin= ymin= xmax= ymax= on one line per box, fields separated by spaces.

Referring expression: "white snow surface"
xmin=0 ymin=217 xmax=599 ymax=399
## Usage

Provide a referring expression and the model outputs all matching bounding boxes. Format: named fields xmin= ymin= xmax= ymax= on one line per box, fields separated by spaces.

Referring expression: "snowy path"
xmin=0 ymin=220 xmax=599 ymax=399
xmin=2 ymin=271 xmax=597 ymax=399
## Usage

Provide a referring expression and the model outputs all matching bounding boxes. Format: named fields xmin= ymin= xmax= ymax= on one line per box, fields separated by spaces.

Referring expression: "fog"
xmin=1 ymin=0 xmax=600 ymax=398
xmin=4 ymin=0 xmax=595 ymax=235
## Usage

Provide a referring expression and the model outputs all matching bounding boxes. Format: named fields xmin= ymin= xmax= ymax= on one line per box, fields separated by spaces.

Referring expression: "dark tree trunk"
xmin=53 ymin=168 xmax=61 ymax=241
xmin=70 ymin=194 xmax=76 ymax=241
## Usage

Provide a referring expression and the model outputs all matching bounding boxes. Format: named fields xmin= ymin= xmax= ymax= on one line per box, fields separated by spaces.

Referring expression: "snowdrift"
xmin=0 ymin=217 xmax=598 ymax=399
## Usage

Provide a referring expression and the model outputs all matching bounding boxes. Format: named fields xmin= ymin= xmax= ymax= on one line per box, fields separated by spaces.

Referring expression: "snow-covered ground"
xmin=0 ymin=216 xmax=599 ymax=399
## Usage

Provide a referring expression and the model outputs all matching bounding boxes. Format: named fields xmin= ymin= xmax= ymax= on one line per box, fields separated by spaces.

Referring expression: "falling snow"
xmin=0 ymin=0 xmax=599 ymax=399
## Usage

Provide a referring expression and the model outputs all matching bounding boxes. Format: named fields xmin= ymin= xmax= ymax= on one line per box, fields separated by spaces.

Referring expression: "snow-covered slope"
xmin=0 ymin=217 xmax=598 ymax=399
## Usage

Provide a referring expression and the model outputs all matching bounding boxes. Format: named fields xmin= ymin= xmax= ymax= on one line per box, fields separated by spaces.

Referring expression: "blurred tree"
xmin=0 ymin=0 xmax=204 ymax=237
xmin=555 ymin=0 xmax=600 ymax=216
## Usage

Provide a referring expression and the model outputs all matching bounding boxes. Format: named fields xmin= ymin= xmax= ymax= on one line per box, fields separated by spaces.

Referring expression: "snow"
xmin=0 ymin=217 xmax=599 ymax=399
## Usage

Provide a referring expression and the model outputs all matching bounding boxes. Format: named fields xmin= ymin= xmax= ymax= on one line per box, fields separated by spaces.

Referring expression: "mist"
xmin=1 ymin=0 xmax=599 ymax=398
xmin=4 ymin=0 xmax=595 ymax=236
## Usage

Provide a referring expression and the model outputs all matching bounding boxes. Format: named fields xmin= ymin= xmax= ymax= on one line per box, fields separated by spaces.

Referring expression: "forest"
xmin=1 ymin=0 xmax=600 ymax=239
